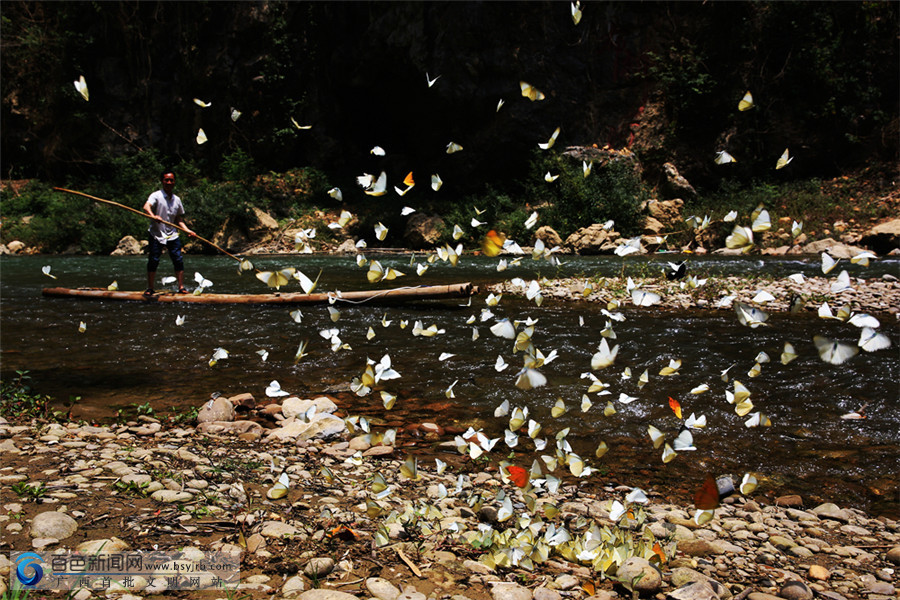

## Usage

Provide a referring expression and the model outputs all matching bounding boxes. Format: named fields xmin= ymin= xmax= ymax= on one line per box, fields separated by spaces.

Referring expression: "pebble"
xmin=29 ymin=510 xmax=77 ymax=540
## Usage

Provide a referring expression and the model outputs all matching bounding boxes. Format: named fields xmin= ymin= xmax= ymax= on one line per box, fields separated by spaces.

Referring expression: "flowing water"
xmin=2 ymin=254 xmax=898 ymax=515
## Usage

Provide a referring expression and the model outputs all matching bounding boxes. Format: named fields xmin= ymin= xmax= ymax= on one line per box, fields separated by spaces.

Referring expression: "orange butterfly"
xmin=650 ymin=541 xmax=667 ymax=565
xmin=693 ymin=474 xmax=720 ymax=510
xmin=327 ymin=524 xmax=360 ymax=541
xmin=506 ymin=465 xmax=529 ymax=488
xmin=402 ymin=171 xmax=415 ymax=187
xmin=668 ymin=396 xmax=682 ymax=420
xmin=481 ymin=230 xmax=506 ymax=257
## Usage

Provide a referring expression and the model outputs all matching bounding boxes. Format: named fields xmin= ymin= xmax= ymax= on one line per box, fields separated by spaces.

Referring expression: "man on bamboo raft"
xmin=143 ymin=170 xmax=197 ymax=295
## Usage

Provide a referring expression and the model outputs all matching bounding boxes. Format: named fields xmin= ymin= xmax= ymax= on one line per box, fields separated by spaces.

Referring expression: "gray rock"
xmin=110 ymin=235 xmax=143 ymax=256
xmin=303 ymin=557 xmax=335 ymax=578
xmin=565 ymin=224 xmax=621 ymax=254
xmin=779 ymin=580 xmax=813 ymax=600
xmin=197 ymin=397 xmax=235 ymax=423
xmin=669 ymin=567 xmax=731 ymax=599
xmin=282 ymin=575 xmax=307 ymax=598
xmin=297 ymin=590 xmax=360 ymax=600
xmin=809 ymin=503 xmax=851 ymax=523
xmin=535 ymin=226 xmax=563 ymax=248
xmin=30 ymin=511 xmax=78 ymax=540
xmin=860 ymin=218 xmax=900 ymax=254
xmin=661 ymin=163 xmax=697 ymax=201
xmin=150 ymin=490 xmax=193 ymax=503
xmin=533 ymin=587 xmax=562 ymax=600
xmin=366 ymin=577 xmax=401 ymax=600
xmin=490 ymin=582 xmax=533 ymax=600
xmin=76 ymin=537 xmax=129 ymax=553
xmin=616 ymin=556 xmax=662 ymax=592
xmin=666 ymin=581 xmax=718 ymax=600
xmin=259 ymin=521 xmax=299 ymax=538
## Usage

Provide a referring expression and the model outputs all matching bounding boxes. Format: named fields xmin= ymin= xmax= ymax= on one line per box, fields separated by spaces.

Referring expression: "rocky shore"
xmin=488 ymin=273 xmax=900 ymax=318
xmin=1 ymin=403 xmax=899 ymax=600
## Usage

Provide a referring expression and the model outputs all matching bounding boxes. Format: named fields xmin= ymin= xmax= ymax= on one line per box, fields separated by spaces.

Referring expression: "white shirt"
xmin=146 ymin=189 xmax=185 ymax=243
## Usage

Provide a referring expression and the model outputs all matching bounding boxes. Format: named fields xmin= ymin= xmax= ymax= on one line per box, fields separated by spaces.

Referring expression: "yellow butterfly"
xmin=776 ymin=148 xmax=793 ymax=170
xmin=539 ymin=127 xmax=560 ymax=150
xmin=256 ymin=268 xmax=295 ymax=290
xmin=738 ymin=90 xmax=754 ymax=111
xmin=446 ymin=141 xmax=463 ymax=154
xmin=520 ymin=81 xmax=546 ymax=101
xmin=267 ymin=471 xmax=290 ymax=500
xmin=196 ymin=128 xmax=208 ymax=145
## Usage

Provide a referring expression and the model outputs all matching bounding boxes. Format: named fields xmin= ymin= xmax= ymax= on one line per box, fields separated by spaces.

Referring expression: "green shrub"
xmin=525 ymin=150 xmax=647 ymax=239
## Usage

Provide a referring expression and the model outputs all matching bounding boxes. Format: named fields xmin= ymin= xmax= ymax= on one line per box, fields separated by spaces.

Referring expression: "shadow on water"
xmin=2 ymin=254 xmax=899 ymax=516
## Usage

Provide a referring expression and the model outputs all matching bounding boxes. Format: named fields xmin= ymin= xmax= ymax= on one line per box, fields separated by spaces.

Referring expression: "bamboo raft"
xmin=42 ymin=283 xmax=478 ymax=305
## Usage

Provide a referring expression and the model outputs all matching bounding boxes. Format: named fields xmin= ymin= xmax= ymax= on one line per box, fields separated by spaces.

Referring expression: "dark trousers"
xmin=147 ymin=237 xmax=184 ymax=272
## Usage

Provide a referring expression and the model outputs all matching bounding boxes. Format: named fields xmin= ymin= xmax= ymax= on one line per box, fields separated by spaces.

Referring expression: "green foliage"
xmin=525 ymin=150 xmax=647 ymax=239
xmin=220 ymin=149 xmax=256 ymax=182
xmin=0 ymin=370 xmax=54 ymax=422
xmin=113 ymin=479 xmax=151 ymax=498
xmin=438 ymin=186 xmax=529 ymax=246
xmin=644 ymin=39 xmax=714 ymax=125
xmin=11 ymin=481 xmax=46 ymax=499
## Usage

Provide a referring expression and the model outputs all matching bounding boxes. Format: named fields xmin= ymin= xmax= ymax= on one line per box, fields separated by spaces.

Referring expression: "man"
xmin=143 ymin=170 xmax=196 ymax=295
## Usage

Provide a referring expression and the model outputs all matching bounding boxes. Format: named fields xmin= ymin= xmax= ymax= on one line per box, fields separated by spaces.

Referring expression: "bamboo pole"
xmin=53 ymin=187 xmax=247 ymax=265
xmin=42 ymin=283 xmax=478 ymax=305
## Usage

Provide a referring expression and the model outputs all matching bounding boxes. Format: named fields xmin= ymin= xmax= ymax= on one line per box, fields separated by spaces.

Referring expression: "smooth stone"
xmin=747 ymin=594 xmax=782 ymax=600
xmin=281 ymin=575 xmax=306 ymax=598
xmin=533 ymin=587 xmax=562 ymax=600
xmin=260 ymin=521 xmax=299 ymax=538
xmin=30 ymin=511 xmax=78 ymax=540
xmin=887 ymin=546 xmax=900 ymax=564
xmin=150 ymin=490 xmax=193 ymax=503
xmin=246 ymin=533 xmax=266 ymax=553
xmin=809 ymin=503 xmax=851 ymax=523
xmin=397 ymin=586 xmax=427 ymax=600
xmin=866 ymin=581 xmax=895 ymax=595
xmin=198 ymin=397 xmax=235 ymax=423
xmin=769 ymin=535 xmax=796 ymax=550
xmin=304 ymin=557 xmax=335 ymax=578
xmin=808 ymin=565 xmax=831 ymax=580
xmin=669 ymin=567 xmax=731 ymax=599
xmin=366 ymin=577 xmax=401 ymax=600
xmin=678 ymin=539 xmax=717 ymax=556
xmin=779 ymin=580 xmax=813 ymax=600
xmin=490 ymin=582 xmax=533 ymax=600
xmin=775 ymin=495 xmax=804 ymax=508
xmin=666 ymin=581 xmax=719 ymax=600
xmin=297 ymin=590 xmax=360 ymax=600
xmin=76 ymin=537 xmax=129 ymax=553
xmin=616 ymin=556 xmax=662 ymax=592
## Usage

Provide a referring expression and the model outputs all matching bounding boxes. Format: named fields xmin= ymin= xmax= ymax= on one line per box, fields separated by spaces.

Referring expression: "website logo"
xmin=15 ymin=552 xmax=44 ymax=586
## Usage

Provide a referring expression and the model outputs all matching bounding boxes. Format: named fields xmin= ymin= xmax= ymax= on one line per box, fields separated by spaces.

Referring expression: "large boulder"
xmin=198 ymin=397 xmax=235 ymax=423
xmin=6 ymin=240 xmax=26 ymax=254
xmin=565 ymin=224 xmax=621 ymax=254
xmin=404 ymin=214 xmax=445 ymax=249
xmin=534 ymin=226 xmax=563 ymax=248
xmin=110 ymin=235 xmax=144 ymax=256
xmin=661 ymin=162 xmax=697 ymax=201
xmin=801 ymin=238 xmax=869 ymax=258
xmin=860 ymin=218 xmax=900 ymax=255
xmin=645 ymin=198 xmax=684 ymax=230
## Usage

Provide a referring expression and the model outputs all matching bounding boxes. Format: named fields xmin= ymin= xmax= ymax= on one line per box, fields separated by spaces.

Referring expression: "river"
xmin=1 ymin=253 xmax=898 ymax=516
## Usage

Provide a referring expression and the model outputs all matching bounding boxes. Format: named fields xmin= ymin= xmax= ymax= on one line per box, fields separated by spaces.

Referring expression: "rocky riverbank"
xmin=1 ymin=406 xmax=899 ymax=600
xmin=488 ymin=273 xmax=900 ymax=318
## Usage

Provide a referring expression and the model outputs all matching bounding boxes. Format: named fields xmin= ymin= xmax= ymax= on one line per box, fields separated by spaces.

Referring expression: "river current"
xmin=1 ymin=254 xmax=898 ymax=515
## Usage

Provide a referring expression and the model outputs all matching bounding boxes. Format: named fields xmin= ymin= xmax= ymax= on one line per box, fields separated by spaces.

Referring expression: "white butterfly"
xmin=41 ymin=265 xmax=57 ymax=279
xmin=266 ymin=380 xmax=290 ymax=398
xmin=446 ymin=141 xmax=463 ymax=154
xmin=714 ymin=150 xmax=736 ymax=164
xmin=539 ymin=126 xmax=560 ymax=150
xmin=196 ymin=128 xmax=208 ymax=145
xmin=821 ymin=252 xmax=838 ymax=274
xmin=431 ymin=174 xmax=443 ymax=191
xmin=74 ymin=75 xmax=89 ymax=101
xmin=426 ymin=72 xmax=441 ymax=88
xmin=632 ymin=290 xmax=661 ymax=307
xmin=524 ymin=211 xmax=539 ymax=230
xmin=858 ymin=327 xmax=891 ymax=352
xmin=591 ymin=338 xmax=619 ymax=370
xmin=515 ymin=368 xmax=547 ymax=390
xmin=813 ymin=336 xmax=859 ymax=365
xmin=175 ymin=315 xmax=185 ymax=326
xmin=830 ymin=270 xmax=852 ymax=293
xmin=193 ymin=98 xmax=211 ymax=108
